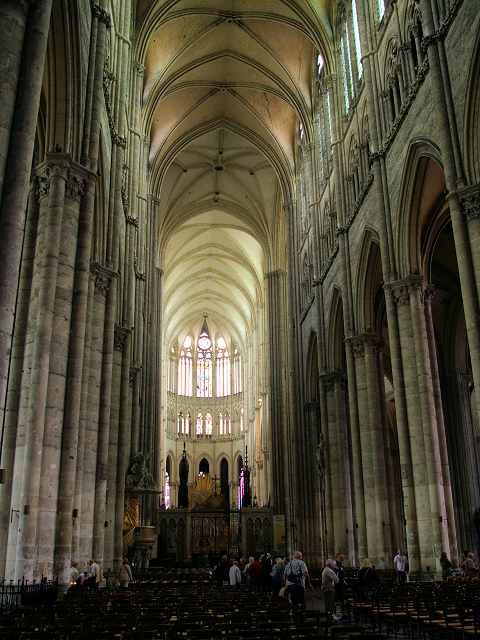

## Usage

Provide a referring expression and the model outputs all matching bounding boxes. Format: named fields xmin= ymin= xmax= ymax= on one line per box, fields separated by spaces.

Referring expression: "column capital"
xmin=384 ymin=276 xmax=431 ymax=307
xmin=283 ymin=199 xmax=296 ymax=215
xmin=265 ymin=269 xmax=287 ymax=282
xmin=129 ymin=365 xmax=142 ymax=388
xmin=92 ymin=3 xmax=112 ymax=26
xmin=133 ymin=61 xmax=145 ymax=76
xmin=114 ymin=325 xmax=131 ymax=352
xmin=90 ymin=262 xmax=117 ymax=296
xmin=319 ymin=370 xmax=347 ymax=391
xmin=35 ymin=153 xmax=72 ymax=201
xmin=345 ymin=335 xmax=365 ymax=358
xmin=458 ymin=183 xmax=480 ymax=221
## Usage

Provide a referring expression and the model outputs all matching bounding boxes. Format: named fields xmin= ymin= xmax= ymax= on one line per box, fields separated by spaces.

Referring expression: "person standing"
xmin=333 ymin=552 xmax=347 ymax=620
xmin=229 ymin=559 xmax=242 ymax=586
xmin=116 ymin=557 xmax=133 ymax=588
xmin=464 ymin=552 xmax=478 ymax=577
xmin=439 ymin=552 xmax=453 ymax=581
xmin=271 ymin=556 xmax=285 ymax=596
xmin=394 ymin=548 xmax=408 ymax=585
xmin=69 ymin=561 xmax=80 ymax=584
xmin=247 ymin=556 xmax=263 ymax=589
xmin=85 ymin=558 xmax=102 ymax=590
xmin=284 ymin=550 xmax=313 ymax=611
xmin=322 ymin=559 xmax=339 ymax=623
xmin=357 ymin=558 xmax=380 ymax=602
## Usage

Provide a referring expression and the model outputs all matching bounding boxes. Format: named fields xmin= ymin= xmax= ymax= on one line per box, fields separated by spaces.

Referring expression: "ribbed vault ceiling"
xmin=135 ymin=0 xmax=336 ymax=349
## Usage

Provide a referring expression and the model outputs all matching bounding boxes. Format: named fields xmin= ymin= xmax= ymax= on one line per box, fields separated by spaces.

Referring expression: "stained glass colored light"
xmin=205 ymin=412 xmax=213 ymax=436
xmin=197 ymin=331 xmax=213 ymax=398
xmin=196 ymin=412 xmax=203 ymax=435
xmin=165 ymin=472 xmax=170 ymax=508
xmin=238 ymin=468 xmax=244 ymax=508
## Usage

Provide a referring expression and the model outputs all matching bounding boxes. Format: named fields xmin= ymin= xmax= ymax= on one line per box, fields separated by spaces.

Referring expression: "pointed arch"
xmin=396 ymin=139 xmax=445 ymax=277
xmin=355 ymin=229 xmax=382 ymax=333
xmin=326 ymin=286 xmax=345 ymax=371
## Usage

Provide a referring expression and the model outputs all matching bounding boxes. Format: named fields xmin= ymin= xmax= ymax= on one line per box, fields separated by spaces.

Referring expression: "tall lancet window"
xmin=233 ymin=347 xmax=242 ymax=394
xmin=165 ymin=471 xmax=170 ymax=508
xmin=196 ymin=412 xmax=203 ymax=435
xmin=178 ymin=336 xmax=193 ymax=396
xmin=216 ymin=336 xmax=231 ymax=397
xmin=197 ymin=326 xmax=213 ymax=398
xmin=205 ymin=412 xmax=213 ymax=436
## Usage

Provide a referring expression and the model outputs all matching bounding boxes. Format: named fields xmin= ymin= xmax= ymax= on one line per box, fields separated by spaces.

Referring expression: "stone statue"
xmin=126 ymin=452 xmax=157 ymax=491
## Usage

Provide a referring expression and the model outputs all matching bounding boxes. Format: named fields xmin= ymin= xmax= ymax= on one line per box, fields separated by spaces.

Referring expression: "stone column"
xmin=459 ymin=185 xmax=480 ymax=314
xmin=0 ymin=0 xmax=53 ymax=443
xmin=35 ymin=163 xmax=88 ymax=580
xmin=72 ymin=266 xmax=95 ymax=562
xmin=80 ymin=264 xmax=115 ymax=562
xmin=12 ymin=155 xmax=70 ymax=580
xmin=265 ymin=269 xmax=289 ymax=518
xmin=319 ymin=373 xmax=335 ymax=559
xmin=0 ymin=177 xmax=39 ymax=577
xmin=388 ymin=278 xmax=449 ymax=571
xmin=383 ymin=284 xmax=420 ymax=570
xmin=0 ymin=0 xmax=32 ymax=201
xmin=113 ymin=325 xmax=131 ymax=567
xmin=53 ymin=174 xmax=99 ymax=582
xmin=92 ymin=271 xmax=117 ymax=560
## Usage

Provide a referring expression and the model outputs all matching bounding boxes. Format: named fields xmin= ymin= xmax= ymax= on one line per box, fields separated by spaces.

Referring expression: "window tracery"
xmin=197 ymin=331 xmax=213 ymax=398
xmin=178 ymin=336 xmax=193 ymax=396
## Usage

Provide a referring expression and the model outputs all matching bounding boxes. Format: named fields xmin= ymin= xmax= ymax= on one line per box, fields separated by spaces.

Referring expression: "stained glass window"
xmin=177 ymin=412 xmax=184 ymax=434
xmin=197 ymin=331 xmax=213 ymax=397
xmin=165 ymin=471 xmax=170 ymax=508
xmin=216 ymin=337 xmax=231 ymax=397
xmin=352 ymin=0 xmax=363 ymax=78
xmin=178 ymin=336 xmax=193 ymax=396
xmin=219 ymin=412 xmax=224 ymax=435
xmin=226 ymin=412 xmax=231 ymax=434
xmin=233 ymin=348 xmax=242 ymax=394
xmin=378 ymin=0 xmax=385 ymax=21
xmin=240 ymin=407 xmax=244 ymax=432
xmin=238 ymin=468 xmax=244 ymax=508
xmin=345 ymin=23 xmax=355 ymax=100
xmin=340 ymin=36 xmax=350 ymax=112
xmin=185 ymin=412 xmax=190 ymax=435
xmin=205 ymin=412 xmax=213 ymax=436
xmin=196 ymin=412 xmax=203 ymax=435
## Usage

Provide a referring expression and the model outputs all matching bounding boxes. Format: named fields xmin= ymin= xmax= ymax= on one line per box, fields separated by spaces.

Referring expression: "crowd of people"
xmin=68 ymin=557 xmax=134 ymax=592
xmin=69 ymin=544 xmax=479 ymax=622
xmin=214 ymin=551 xmax=314 ymax=611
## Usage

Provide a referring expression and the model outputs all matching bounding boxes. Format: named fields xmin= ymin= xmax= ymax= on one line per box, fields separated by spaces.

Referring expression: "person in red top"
xmin=247 ymin=557 xmax=263 ymax=588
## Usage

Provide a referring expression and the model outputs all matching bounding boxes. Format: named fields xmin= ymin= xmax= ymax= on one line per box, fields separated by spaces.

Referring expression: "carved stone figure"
xmin=126 ymin=452 xmax=157 ymax=491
